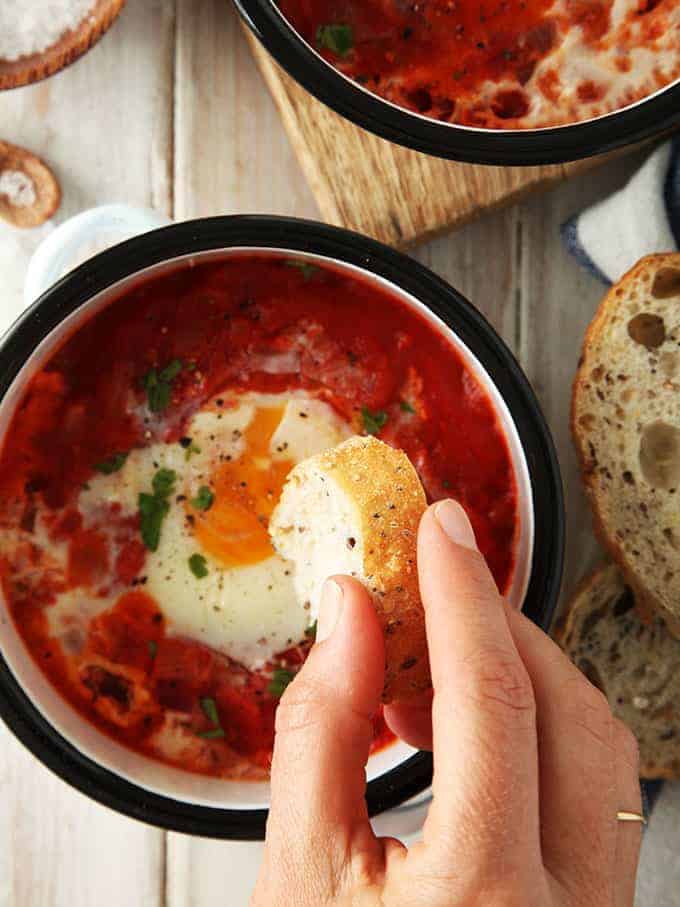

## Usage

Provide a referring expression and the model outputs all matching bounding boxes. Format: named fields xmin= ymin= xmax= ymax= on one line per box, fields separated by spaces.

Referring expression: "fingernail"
xmin=434 ymin=499 xmax=478 ymax=550
xmin=316 ymin=579 xmax=344 ymax=643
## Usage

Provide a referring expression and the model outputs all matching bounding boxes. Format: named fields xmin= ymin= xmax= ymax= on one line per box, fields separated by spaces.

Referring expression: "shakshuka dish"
xmin=277 ymin=0 xmax=680 ymax=129
xmin=0 ymin=254 xmax=517 ymax=780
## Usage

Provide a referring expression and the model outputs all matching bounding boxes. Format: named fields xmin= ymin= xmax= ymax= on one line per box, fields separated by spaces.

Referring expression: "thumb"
xmin=266 ymin=575 xmax=385 ymax=850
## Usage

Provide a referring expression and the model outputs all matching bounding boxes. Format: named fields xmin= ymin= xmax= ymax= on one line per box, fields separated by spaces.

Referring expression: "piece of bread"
xmin=554 ymin=562 xmax=680 ymax=780
xmin=270 ymin=434 xmax=428 ymax=702
xmin=572 ymin=253 xmax=680 ymax=633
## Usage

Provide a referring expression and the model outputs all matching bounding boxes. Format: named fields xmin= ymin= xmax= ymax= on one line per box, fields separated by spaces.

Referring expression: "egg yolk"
xmin=191 ymin=407 xmax=293 ymax=567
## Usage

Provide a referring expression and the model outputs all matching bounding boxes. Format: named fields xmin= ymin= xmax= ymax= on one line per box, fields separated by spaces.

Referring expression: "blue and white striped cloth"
xmin=562 ymin=137 xmax=680 ymax=284
xmin=562 ymin=138 xmax=680 ymax=817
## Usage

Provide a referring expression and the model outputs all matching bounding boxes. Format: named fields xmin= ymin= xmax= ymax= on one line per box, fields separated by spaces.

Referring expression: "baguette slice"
xmin=572 ymin=253 xmax=680 ymax=632
xmin=555 ymin=563 xmax=680 ymax=780
xmin=270 ymin=435 xmax=428 ymax=702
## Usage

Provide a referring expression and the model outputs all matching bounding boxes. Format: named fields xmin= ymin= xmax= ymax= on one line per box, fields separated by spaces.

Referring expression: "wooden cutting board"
xmin=247 ymin=32 xmax=617 ymax=248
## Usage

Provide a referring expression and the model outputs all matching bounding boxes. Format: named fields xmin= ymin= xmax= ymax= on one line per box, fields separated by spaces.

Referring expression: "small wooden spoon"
xmin=0 ymin=0 xmax=126 ymax=91
xmin=0 ymin=140 xmax=61 ymax=228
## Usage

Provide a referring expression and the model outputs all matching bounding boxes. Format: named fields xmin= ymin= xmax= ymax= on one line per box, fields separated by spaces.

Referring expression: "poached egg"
xmin=72 ymin=391 xmax=351 ymax=669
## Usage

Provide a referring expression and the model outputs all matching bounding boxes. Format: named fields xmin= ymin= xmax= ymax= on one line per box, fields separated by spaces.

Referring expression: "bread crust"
xmin=571 ymin=253 xmax=680 ymax=634
xmin=556 ymin=562 xmax=680 ymax=780
xmin=553 ymin=562 xmax=616 ymax=648
xmin=312 ymin=436 xmax=428 ymax=701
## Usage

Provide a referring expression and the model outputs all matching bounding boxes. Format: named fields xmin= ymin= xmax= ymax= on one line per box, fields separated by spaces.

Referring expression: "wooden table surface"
xmin=1 ymin=3 xmax=679 ymax=905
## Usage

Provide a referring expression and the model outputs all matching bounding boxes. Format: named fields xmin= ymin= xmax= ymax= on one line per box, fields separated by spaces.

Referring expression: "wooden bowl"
xmin=0 ymin=140 xmax=61 ymax=227
xmin=0 ymin=0 xmax=127 ymax=91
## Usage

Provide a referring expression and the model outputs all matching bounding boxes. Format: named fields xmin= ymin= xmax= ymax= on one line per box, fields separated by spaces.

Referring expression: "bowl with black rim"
xmin=234 ymin=0 xmax=680 ymax=166
xmin=0 ymin=215 xmax=564 ymax=838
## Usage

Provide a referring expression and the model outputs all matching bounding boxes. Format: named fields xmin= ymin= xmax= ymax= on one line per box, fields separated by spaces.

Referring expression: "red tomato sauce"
xmin=278 ymin=0 xmax=678 ymax=128
xmin=0 ymin=254 xmax=518 ymax=779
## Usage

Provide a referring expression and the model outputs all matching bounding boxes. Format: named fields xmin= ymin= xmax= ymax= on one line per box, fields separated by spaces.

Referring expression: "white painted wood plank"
xmin=0 ymin=728 xmax=165 ymax=907
xmin=414 ymin=206 xmax=520 ymax=349
xmin=0 ymin=2 xmax=175 ymax=905
xmin=517 ymin=151 xmax=648 ymax=608
xmin=173 ymin=0 xmax=316 ymax=221
xmin=636 ymin=782 xmax=680 ymax=906
xmin=167 ymin=838 xmax=263 ymax=907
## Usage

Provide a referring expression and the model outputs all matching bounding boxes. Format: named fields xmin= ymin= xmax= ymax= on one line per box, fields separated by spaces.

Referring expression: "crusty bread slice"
xmin=555 ymin=562 xmax=680 ymax=780
xmin=572 ymin=253 xmax=680 ymax=632
xmin=270 ymin=435 xmax=428 ymax=702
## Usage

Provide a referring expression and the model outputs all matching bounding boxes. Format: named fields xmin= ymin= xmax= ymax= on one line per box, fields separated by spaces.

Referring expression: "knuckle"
xmin=460 ymin=550 xmax=501 ymax=599
xmin=462 ymin=645 xmax=535 ymax=723
xmin=577 ymin=669 xmax=611 ymax=712
xmin=273 ymin=674 xmax=372 ymax=740
xmin=614 ymin=718 xmax=640 ymax=773
xmin=561 ymin=674 xmax=614 ymax=749
xmin=274 ymin=676 xmax=327 ymax=736
xmin=347 ymin=849 xmax=384 ymax=892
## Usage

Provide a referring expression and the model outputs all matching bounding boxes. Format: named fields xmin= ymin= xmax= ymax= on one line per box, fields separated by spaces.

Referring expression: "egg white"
xmin=73 ymin=391 xmax=351 ymax=669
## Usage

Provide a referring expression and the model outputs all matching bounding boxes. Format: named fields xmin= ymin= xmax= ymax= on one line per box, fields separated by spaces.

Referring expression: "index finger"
xmin=418 ymin=501 xmax=541 ymax=875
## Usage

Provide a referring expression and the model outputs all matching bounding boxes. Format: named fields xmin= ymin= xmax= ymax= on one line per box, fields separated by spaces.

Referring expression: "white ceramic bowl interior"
xmin=0 ymin=247 xmax=534 ymax=811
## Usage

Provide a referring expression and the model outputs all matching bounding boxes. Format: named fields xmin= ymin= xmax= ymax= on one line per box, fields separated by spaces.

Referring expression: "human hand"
xmin=252 ymin=500 xmax=642 ymax=906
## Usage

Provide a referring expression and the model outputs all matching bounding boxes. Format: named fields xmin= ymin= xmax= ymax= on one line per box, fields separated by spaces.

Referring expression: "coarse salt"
xmin=0 ymin=1 xmax=96 ymax=61
xmin=0 ymin=170 xmax=37 ymax=209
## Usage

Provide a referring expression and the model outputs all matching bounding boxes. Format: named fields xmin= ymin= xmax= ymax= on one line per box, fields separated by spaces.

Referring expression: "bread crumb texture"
xmin=572 ymin=253 xmax=680 ymax=629
xmin=555 ymin=563 xmax=680 ymax=780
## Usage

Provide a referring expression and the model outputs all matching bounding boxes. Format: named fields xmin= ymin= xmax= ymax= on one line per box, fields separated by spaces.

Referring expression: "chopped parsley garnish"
xmin=138 ymin=494 xmax=170 ymax=552
xmin=148 ymin=640 xmax=158 ymax=659
xmin=199 ymin=727 xmax=224 ymax=740
xmin=285 ymin=259 xmax=320 ymax=281
xmin=143 ymin=372 xmax=170 ymax=413
xmin=138 ymin=468 xmax=177 ymax=551
xmin=185 ymin=442 xmax=202 ymax=461
xmin=95 ymin=452 xmax=128 ymax=474
xmin=361 ymin=406 xmax=388 ymax=436
xmin=152 ymin=468 xmax=177 ymax=498
xmin=305 ymin=620 xmax=317 ymax=642
xmin=400 ymin=400 xmax=415 ymax=414
xmin=316 ymin=23 xmax=354 ymax=57
xmin=198 ymin=696 xmax=225 ymax=739
xmin=142 ymin=358 xmax=183 ymax=413
xmin=188 ymin=553 xmax=209 ymax=579
xmin=268 ymin=668 xmax=295 ymax=698
xmin=159 ymin=359 xmax=183 ymax=382
xmin=191 ymin=486 xmax=214 ymax=511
